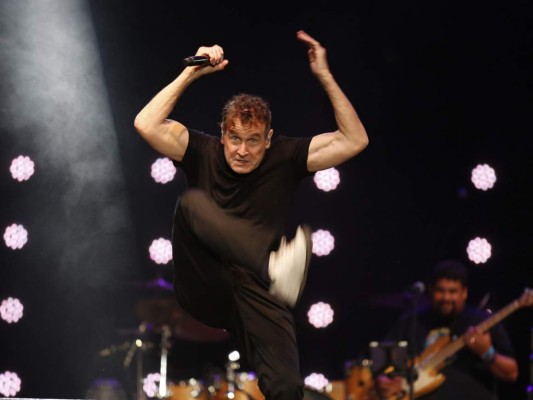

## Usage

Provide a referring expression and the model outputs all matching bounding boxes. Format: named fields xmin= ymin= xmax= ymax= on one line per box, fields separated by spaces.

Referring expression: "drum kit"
xmin=97 ymin=277 xmax=408 ymax=400
xmin=99 ymin=276 xmax=267 ymax=400
xmin=167 ymin=371 xmax=264 ymax=400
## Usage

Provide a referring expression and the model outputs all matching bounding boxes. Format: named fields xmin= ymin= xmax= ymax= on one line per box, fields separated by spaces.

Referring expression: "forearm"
xmin=487 ymin=353 xmax=518 ymax=382
xmin=134 ymin=68 xmax=196 ymax=134
xmin=318 ymin=72 xmax=368 ymax=150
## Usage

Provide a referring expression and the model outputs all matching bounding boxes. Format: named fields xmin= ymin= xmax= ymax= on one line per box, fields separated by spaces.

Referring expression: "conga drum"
xmin=168 ymin=378 xmax=208 ymax=399
xmin=235 ymin=371 xmax=264 ymax=400
xmin=213 ymin=371 xmax=264 ymax=400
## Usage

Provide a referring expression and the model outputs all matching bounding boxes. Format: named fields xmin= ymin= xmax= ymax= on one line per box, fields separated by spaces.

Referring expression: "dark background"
xmin=1 ymin=0 xmax=532 ymax=399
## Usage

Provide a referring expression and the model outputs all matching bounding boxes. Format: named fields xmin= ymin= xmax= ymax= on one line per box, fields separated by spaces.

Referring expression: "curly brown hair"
xmin=220 ymin=93 xmax=272 ymax=135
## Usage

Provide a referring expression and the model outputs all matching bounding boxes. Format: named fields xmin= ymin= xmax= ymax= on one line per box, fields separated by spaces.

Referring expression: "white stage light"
xmin=9 ymin=155 xmax=35 ymax=182
xmin=471 ymin=164 xmax=496 ymax=191
xmin=3 ymin=224 xmax=28 ymax=250
xmin=151 ymin=157 xmax=177 ymax=184
xmin=149 ymin=238 xmax=173 ymax=264
xmin=0 ymin=298 xmax=24 ymax=324
xmin=0 ymin=371 xmax=22 ymax=397
xmin=467 ymin=237 xmax=492 ymax=264
xmin=228 ymin=350 xmax=240 ymax=361
xmin=311 ymin=229 xmax=335 ymax=256
xmin=314 ymin=168 xmax=340 ymax=192
xmin=304 ymin=372 xmax=329 ymax=391
xmin=307 ymin=302 xmax=334 ymax=328
xmin=143 ymin=373 xmax=161 ymax=398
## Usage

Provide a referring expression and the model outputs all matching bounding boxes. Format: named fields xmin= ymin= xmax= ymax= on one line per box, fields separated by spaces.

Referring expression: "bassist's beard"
xmin=434 ymin=301 xmax=462 ymax=319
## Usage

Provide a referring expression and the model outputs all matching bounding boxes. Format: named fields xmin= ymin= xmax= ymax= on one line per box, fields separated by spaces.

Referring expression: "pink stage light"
xmin=151 ymin=157 xmax=177 ymax=184
xmin=0 ymin=371 xmax=22 ymax=397
xmin=311 ymin=229 xmax=335 ymax=256
xmin=304 ymin=372 xmax=329 ymax=391
xmin=313 ymin=167 xmax=340 ymax=192
xmin=307 ymin=302 xmax=334 ymax=328
xmin=9 ymin=155 xmax=35 ymax=182
xmin=471 ymin=164 xmax=496 ymax=191
xmin=3 ymin=224 xmax=28 ymax=250
xmin=149 ymin=238 xmax=173 ymax=264
xmin=0 ymin=298 xmax=24 ymax=323
xmin=467 ymin=237 xmax=492 ymax=264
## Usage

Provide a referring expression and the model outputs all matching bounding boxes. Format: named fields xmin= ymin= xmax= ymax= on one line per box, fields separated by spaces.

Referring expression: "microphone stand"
xmin=157 ymin=325 xmax=172 ymax=399
xmin=406 ymin=289 xmax=421 ymax=400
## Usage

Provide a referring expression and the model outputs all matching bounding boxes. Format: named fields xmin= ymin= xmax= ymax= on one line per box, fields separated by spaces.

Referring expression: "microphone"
xmin=410 ymin=281 xmax=425 ymax=295
xmin=402 ymin=281 xmax=425 ymax=305
xmin=183 ymin=55 xmax=211 ymax=67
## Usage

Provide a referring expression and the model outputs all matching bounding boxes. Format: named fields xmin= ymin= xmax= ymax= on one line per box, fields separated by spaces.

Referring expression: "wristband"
xmin=481 ymin=345 xmax=496 ymax=364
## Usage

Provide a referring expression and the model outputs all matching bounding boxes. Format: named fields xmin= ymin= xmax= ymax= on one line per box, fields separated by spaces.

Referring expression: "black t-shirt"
xmin=384 ymin=304 xmax=515 ymax=400
xmin=174 ymin=129 xmax=313 ymax=237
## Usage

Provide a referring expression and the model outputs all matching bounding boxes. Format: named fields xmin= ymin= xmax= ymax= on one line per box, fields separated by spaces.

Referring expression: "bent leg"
xmin=172 ymin=192 xmax=236 ymax=328
xmin=231 ymin=271 xmax=304 ymax=400
xmin=177 ymin=189 xmax=277 ymax=278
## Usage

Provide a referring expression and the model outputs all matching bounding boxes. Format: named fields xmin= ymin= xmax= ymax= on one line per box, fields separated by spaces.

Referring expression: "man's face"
xmin=430 ymin=278 xmax=467 ymax=317
xmin=221 ymin=117 xmax=273 ymax=174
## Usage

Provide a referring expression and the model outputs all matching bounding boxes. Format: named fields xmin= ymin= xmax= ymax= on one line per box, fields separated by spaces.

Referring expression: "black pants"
xmin=171 ymin=188 xmax=304 ymax=400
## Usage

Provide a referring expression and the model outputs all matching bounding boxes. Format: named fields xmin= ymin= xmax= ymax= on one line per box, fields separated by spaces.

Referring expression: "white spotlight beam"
xmin=2 ymin=0 xmax=135 ymax=277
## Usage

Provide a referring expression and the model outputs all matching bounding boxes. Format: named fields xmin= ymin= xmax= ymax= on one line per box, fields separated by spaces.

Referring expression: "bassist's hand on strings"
xmin=463 ymin=326 xmax=492 ymax=357
xmin=463 ymin=324 xmax=518 ymax=381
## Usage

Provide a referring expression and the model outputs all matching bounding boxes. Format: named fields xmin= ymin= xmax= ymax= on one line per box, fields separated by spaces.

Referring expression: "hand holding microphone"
xmin=182 ymin=44 xmax=228 ymax=71
xmin=183 ymin=55 xmax=211 ymax=67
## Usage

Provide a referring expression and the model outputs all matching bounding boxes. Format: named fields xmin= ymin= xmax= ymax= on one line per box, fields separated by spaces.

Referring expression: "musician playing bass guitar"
xmin=374 ymin=259 xmax=519 ymax=400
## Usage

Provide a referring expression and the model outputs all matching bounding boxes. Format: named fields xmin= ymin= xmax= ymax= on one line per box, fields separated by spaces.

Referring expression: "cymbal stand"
xmin=157 ymin=324 xmax=172 ymax=399
xmin=407 ymin=291 xmax=422 ymax=400
xmin=224 ymin=351 xmax=240 ymax=399
xmin=136 ymin=343 xmax=146 ymax=400
xmin=122 ymin=323 xmax=152 ymax=400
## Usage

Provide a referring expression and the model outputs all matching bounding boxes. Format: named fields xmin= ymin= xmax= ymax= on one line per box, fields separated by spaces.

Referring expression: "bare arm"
xmin=487 ymin=353 xmax=519 ymax=382
xmin=297 ymin=30 xmax=369 ymax=172
xmin=464 ymin=327 xmax=519 ymax=382
xmin=133 ymin=45 xmax=228 ymax=161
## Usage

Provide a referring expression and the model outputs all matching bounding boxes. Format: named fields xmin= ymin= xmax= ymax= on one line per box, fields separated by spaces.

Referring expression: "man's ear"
xmin=265 ymin=129 xmax=273 ymax=148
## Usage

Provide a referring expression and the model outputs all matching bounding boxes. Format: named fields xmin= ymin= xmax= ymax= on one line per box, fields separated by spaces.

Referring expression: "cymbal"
xmin=135 ymin=297 xmax=183 ymax=326
xmin=117 ymin=322 xmax=156 ymax=337
xmin=135 ymin=297 xmax=230 ymax=343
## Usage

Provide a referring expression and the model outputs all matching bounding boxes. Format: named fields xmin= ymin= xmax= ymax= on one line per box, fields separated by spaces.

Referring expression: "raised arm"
xmin=133 ymin=45 xmax=228 ymax=161
xmin=297 ymin=30 xmax=369 ymax=172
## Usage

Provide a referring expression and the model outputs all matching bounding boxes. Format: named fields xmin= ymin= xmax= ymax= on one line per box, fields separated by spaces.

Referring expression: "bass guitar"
xmin=367 ymin=287 xmax=532 ymax=400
